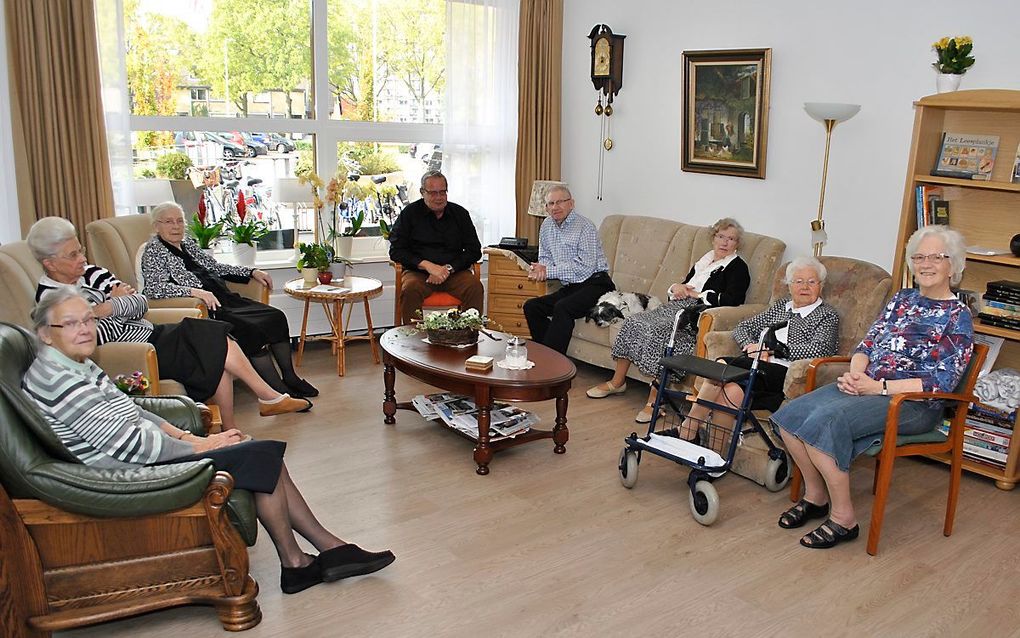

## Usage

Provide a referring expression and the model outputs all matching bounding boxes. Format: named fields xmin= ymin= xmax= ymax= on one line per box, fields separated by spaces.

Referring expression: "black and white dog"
xmin=585 ymin=291 xmax=662 ymax=327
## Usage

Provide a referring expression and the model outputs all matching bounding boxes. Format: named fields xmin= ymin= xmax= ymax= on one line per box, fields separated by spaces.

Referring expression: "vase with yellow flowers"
xmin=932 ymin=35 xmax=975 ymax=93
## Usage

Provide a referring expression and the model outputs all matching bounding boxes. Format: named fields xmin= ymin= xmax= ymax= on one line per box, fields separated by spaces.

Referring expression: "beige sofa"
xmin=565 ymin=215 xmax=786 ymax=382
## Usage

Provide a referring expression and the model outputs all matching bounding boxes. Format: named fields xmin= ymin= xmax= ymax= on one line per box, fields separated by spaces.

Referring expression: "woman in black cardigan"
xmin=586 ymin=218 xmax=751 ymax=423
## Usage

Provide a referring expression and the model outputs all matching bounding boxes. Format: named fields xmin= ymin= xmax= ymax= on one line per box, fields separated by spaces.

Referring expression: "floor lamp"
xmin=131 ymin=179 xmax=174 ymax=214
xmin=804 ymin=102 xmax=860 ymax=256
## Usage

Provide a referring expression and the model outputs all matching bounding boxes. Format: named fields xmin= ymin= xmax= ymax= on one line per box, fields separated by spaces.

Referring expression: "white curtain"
xmin=94 ymin=0 xmax=134 ymax=216
xmin=444 ymin=0 xmax=519 ymax=246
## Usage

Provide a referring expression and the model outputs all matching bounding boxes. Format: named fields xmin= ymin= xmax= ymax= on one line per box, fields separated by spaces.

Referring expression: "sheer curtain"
xmin=95 ymin=0 xmax=133 ymax=216
xmin=445 ymin=0 xmax=520 ymax=246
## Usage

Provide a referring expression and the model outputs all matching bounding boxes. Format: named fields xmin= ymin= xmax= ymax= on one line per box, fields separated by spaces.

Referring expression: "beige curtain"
xmin=515 ymin=0 xmax=562 ymax=242
xmin=6 ymin=0 xmax=115 ymax=241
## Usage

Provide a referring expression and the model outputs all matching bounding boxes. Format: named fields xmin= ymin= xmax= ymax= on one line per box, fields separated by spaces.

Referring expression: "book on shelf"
xmin=931 ymin=200 xmax=950 ymax=225
xmin=969 ymin=401 xmax=1017 ymax=426
xmin=931 ymin=132 xmax=999 ymax=180
xmin=986 ymin=279 xmax=1020 ymax=294
xmin=1013 ymin=141 xmax=1020 ymax=184
xmin=982 ymin=297 xmax=1020 ymax=313
xmin=972 ymin=333 xmax=1005 ymax=378
xmin=939 ymin=424 xmax=1009 ymax=466
xmin=978 ymin=313 xmax=1020 ymax=331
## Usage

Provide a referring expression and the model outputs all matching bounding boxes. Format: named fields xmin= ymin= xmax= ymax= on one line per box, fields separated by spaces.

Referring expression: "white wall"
xmin=562 ymin=0 xmax=1020 ymax=271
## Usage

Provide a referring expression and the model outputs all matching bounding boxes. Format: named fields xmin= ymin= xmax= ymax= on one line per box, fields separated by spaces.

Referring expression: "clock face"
xmin=594 ymin=38 xmax=611 ymax=77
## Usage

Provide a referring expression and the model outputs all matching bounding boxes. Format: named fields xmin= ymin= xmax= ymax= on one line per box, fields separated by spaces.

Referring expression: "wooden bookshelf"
xmin=893 ymin=89 xmax=1020 ymax=490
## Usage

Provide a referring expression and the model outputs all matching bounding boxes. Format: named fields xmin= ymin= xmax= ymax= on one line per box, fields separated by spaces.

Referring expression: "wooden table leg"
xmin=553 ymin=392 xmax=569 ymax=454
xmin=296 ymin=299 xmax=310 ymax=366
xmin=383 ymin=362 xmax=396 ymax=424
xmin=364 ymin=297 xmax=380 ymax=364
xmin=473 ymin=385 xmax=493 ymax=475
xmin=335 ymin=299 xmax=346 ymax=377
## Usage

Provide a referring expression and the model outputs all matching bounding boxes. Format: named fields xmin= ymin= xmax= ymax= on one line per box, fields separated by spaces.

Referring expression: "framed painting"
xmin=682 ymin=48 xmax=772 ymax=179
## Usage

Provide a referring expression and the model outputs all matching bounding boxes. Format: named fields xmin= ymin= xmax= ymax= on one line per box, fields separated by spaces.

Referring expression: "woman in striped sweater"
xmin=23 ymin=288 xmax=395 ymax=594
xmin=26 ymin=217 xmax=311 ymax=431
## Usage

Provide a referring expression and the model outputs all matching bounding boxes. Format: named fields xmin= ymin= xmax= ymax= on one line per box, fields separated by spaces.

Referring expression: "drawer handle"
xmin=517 ymin=283 xmax=524 ymax=290
xmin=515 ymin=321 xmax=522 ymax=327
xmin=516 ymin=303 xmax=523 ymax=309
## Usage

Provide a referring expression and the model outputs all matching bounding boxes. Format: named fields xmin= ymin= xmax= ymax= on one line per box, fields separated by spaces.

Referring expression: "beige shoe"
xmin=586 ymin=380 xmax=627 ymax=399
xmin=635 ymin=403 xmax=663 ymax=423
xmin=259 ymin=394 xmax=313 ymax=417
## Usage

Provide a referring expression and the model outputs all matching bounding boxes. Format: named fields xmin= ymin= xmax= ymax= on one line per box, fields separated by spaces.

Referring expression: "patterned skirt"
xmin=610 ymin=298 xmax=701 ymax=378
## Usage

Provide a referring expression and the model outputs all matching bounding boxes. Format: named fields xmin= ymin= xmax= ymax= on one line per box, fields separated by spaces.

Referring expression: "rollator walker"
xmin=617 ymin=310 xmax=791 ymax=525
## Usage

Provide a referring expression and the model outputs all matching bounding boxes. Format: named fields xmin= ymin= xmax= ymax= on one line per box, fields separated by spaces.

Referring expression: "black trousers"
xmin=523 ymin=271 xmax=615 ymax=354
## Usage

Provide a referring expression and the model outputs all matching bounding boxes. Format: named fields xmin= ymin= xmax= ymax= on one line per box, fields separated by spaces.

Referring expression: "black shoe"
xmin=317 ymin=544 xmax=396 ymax=582
xmin=286 ymin=377 xmax=320 ymax=398
xmin=281 ymin=553 xmax=322 ymax=594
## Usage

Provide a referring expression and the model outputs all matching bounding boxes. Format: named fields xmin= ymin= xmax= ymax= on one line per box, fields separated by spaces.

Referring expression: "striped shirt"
xmin=538 ymin=211 xmax=609 ymax=284
xmin=36 ymin=265 xmax=154 ymax=345
xmin=23 ymin=346 xmax=192 ymax=468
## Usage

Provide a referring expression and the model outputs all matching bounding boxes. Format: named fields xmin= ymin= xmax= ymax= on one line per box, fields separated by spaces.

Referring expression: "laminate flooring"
xmin=61 ymin=340 xmax=1020 ymax=638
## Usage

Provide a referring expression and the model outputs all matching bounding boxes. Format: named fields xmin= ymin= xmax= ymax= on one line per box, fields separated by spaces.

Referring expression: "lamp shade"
xmin=131 ymin=179 xmax=174 ymax=207
xmin=803 ymin=102 xmax=861 ymax=123
xmin=527 ymin=180 xmax=569 ymax=217
xmin=273 ymin=177 xmax=309 ymax=204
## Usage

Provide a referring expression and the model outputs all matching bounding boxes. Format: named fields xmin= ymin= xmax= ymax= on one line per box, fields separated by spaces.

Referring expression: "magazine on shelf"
xmin=972 ymin=333 xmax=1004 ymax=377
xmin=931 ymin=132 xmax=999 ymax=180
xmin=410 ymin=393 xmax=538 ymax=441
xmin=1013 ymin=141 xmax=1020 ymax=183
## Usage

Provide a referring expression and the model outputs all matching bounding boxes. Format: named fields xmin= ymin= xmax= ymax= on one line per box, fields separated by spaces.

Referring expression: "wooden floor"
xmin=61 ymin=339 xmax=1020 ymax=637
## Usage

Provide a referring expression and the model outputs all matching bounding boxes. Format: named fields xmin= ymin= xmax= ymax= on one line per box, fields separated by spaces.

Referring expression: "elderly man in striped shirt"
xmin=523 ymin=185 xmax=615 ymax=354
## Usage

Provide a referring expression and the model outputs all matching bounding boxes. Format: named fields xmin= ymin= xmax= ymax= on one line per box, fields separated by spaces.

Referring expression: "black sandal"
xmin=778 ymin=499 xmax=830 ymax=529
xmin=799 ymin=517 xmax=860 ymax=549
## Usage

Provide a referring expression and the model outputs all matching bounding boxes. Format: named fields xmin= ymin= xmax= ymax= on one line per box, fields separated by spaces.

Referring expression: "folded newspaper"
xmin=411 ymin=393 xmax=538 ymax=440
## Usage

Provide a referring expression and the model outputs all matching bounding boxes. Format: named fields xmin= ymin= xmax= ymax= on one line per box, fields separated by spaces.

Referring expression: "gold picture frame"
xmin=682 ymin=48 xmax=772 ymax=179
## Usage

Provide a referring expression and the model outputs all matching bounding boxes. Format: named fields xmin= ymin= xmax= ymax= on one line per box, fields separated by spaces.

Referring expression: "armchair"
xmin=789 ymin=343 xmax=987 ymax=555
xmin=0 ymin=322 xmax=260 ymax=635
xmin=0 ymin=241 xmax=198 ymax=395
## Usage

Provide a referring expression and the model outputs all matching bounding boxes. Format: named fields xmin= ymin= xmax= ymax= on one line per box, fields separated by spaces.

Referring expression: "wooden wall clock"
xmin=587 ymin=24 xmax=626 ymax=199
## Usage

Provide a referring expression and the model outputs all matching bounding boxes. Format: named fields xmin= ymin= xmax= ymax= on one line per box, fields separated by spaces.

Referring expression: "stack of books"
xmin=939 ymin=402 xmax=1015 ymax=468
xmin=979 ymin=280 xmax=1020 ymax=331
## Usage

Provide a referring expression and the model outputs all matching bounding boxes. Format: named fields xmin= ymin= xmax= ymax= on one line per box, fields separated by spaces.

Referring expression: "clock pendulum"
xmin=588 ymin=24 xmax=625 ymax=200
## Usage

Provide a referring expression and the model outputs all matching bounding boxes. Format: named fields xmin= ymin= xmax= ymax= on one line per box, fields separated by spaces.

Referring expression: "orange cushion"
xmin=423 ymin=292 xmax=462 ymax=307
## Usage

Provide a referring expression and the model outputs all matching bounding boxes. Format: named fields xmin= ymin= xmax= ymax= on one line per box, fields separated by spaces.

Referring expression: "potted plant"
xmin=155 ymin=151 xmax=201 ymax=213
xmin=932 ymin=35 xmax=975 ymax=93
xmin=187 ymin=198 xmax=224 ymax=254
xmin=296 ymin=242 xmax=329 ymax=284
xmin=224 ymin=191 xmax=268 ymax=266
xmin=417 ymin=308 xmax=490 ymax=346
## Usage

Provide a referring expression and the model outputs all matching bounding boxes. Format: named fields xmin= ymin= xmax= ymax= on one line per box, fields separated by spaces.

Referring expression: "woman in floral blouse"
xmin=771 ymin=226 xmax=973 ymax=549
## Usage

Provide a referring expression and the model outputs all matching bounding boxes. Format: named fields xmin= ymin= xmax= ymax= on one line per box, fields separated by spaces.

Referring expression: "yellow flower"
xmin=956 ymin=35 xmax=972 ymax=47
xmin=313 ymin=195 xmax=323 ymax=210
xmin=933 ymin=37 xmax=950 ymax=50
xmin=310 ymin=174 xmax=324 ymax=188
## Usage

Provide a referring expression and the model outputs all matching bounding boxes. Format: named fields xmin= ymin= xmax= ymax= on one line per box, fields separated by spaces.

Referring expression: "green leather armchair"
xmin=0 ymin=323 xmax=261 ymax=636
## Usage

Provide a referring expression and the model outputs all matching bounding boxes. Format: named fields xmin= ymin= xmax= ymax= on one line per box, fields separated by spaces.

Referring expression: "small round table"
xmin=284 ymin=276 xmax=383 ymax=376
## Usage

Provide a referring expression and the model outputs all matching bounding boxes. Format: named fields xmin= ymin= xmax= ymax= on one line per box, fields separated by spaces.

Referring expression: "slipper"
xmin=635 ymin=403 xmax=664 ymax=424
xmin=800 ymin=517 xmax=859 ymax=549
xmin=778 ymin=499 xmax=830 ymax=529
xmin=586 ymin=380 xmax=627 ymax=399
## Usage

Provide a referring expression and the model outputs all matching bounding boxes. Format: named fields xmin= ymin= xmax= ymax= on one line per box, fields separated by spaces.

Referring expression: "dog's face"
xmin=586 ymin=301 xmax=625 ymax=327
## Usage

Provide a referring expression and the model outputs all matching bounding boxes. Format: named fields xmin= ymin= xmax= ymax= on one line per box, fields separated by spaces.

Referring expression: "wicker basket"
xmin=426 ymin=327 xmax=478 ymax=346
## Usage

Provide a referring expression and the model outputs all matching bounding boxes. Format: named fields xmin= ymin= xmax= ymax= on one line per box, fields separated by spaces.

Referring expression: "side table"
xmin=284 ymin=276 xmax=383 ymax=376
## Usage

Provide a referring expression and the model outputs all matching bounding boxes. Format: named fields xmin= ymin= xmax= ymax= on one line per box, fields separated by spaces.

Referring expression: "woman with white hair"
xmin=140 ymin=202 xmax=317 ymax=399
xmin=26 ymin=217 xmax=311 ymax=432
xmin=770 ymin=226 xmax=973 ymax=549
xmin=23 ymin=288 xmax=394 ymax=594
xmin=673 ymin=256 xmax=839 ymax=448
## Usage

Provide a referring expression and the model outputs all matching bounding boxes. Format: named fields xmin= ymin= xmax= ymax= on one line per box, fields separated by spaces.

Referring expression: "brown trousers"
xmin=400 ymin=269 xmax=484 ymax=324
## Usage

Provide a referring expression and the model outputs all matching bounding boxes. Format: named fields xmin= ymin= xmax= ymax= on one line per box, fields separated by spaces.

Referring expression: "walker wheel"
xmin=763 ymin=455 xmax=790 ymax=492
xmin=618 ymin=448 xmax=639 ymax=489
xmin=689 ymin=481 xmax=719 ymax=525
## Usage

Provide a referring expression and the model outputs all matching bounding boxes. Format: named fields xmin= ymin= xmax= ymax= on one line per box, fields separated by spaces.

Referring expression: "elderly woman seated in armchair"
xmin=26 ymin=217 xmax=311 ymax=432
xmin=22 ymin=287 xmax=394 ymax=594
xmin=675 ymin=256 xmax=839 ymax=450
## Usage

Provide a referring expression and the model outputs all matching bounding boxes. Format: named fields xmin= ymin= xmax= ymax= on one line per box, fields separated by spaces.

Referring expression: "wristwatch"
xmin=881 ymin=379 xmax=888 ymax=396
xmin=444 ymin=264 xmax=453 ymax=273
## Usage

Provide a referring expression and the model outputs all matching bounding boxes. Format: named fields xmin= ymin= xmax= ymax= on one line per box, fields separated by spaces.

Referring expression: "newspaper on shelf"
xmin=411 ymin=393 xmax=538 ymax=441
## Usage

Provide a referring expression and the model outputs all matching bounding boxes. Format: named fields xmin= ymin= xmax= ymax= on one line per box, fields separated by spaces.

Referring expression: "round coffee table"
xmin=284 ymin=276 xmax=383 ymax=376
xmin=380 ymin=327 xmax=576 ymax=474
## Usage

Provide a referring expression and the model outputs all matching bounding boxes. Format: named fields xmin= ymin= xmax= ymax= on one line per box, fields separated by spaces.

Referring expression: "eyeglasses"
xmin=714 ymin=233 xmax=739 ymax=243
xmin=422 ymin=189 xmax=448 ymax=196
xmin=791 ymin=279 xmax=821 ymax=286
xmin=55 ymin=247 xmax=86 ymax=260
xmin=156 ymin=218 xmax=186 ymax=226
xmin=545 ymin=198 xmax=573 ymax=207
xmin=48 ymin=316 xmax=96 ymax=331
xmin=909 ymin=253 xmax=951 ymax=264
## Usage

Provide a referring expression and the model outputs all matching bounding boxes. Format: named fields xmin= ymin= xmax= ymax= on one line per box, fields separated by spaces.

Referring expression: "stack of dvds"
xmin=938 ymin=402 xmax=1015 ymax=468
xmin=978 ymin=280 xmax=1020 ymax=331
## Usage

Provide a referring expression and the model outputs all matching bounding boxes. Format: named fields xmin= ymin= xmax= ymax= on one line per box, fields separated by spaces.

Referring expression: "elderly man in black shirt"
xmin=389 ymin=171 xmax=484 ymax=324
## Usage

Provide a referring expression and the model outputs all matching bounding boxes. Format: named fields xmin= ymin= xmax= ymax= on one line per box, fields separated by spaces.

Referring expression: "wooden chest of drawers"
xmin=485 ymin=252 xmax=546 ymax=337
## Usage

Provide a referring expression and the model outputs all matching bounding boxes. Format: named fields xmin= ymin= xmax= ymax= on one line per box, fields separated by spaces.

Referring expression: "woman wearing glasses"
xmin=141 ymin=202 xmax=318 ymax=400
xmin=771 ymin=225 xmax=973 ymax=549
xmin=673 ymin=256 xmax=839 ymax=449
xmin=26 ymin=217 xmax=311 ymax=433
xmin=587 ymin=217 xmax=751 ymax=423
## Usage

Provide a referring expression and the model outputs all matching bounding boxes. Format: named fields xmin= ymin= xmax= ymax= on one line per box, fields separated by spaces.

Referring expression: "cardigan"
xmin=679 ymin=254 xmax=750 ymax=307
xmin=731 ymin=296 xmax=840 ymax=363
xmin=140 ymin=235 xmax=254 ymax=299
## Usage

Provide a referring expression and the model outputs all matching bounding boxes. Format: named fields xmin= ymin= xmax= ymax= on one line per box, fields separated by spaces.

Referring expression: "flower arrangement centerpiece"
xmin=187 ymin=197 xmax=224 ymax=250
xmin=113 ymin=371 xmax=150 ymax=396
xmin=932 ymin=35 xmax=975 ymax=75
xmin=224 ymin=191 xmax=269 ymax=246
xmin=417 ymin=308 xmax=488 ymax=346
